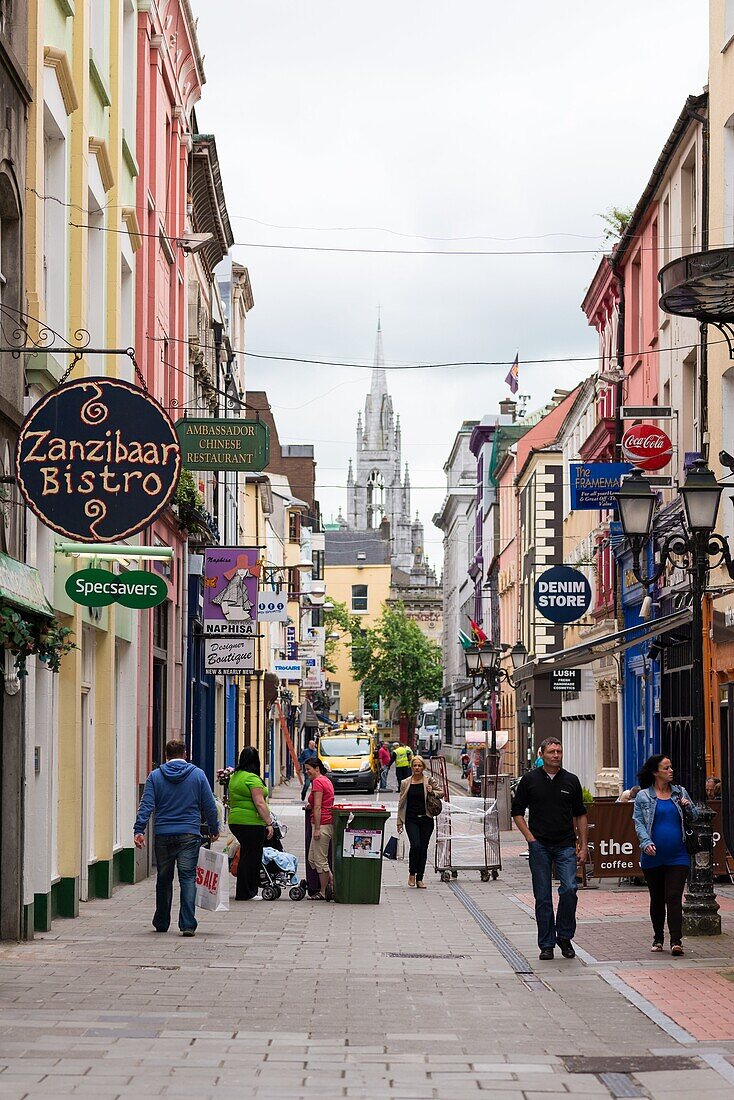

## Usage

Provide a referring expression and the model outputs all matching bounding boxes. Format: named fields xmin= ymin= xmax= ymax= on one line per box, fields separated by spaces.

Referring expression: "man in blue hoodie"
xmin=134 ymin=739 xmax=219 ymax=936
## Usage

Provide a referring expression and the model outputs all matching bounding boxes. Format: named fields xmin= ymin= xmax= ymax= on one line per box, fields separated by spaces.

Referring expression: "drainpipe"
xmin=686 ymin=101 xmax=709 ymax=457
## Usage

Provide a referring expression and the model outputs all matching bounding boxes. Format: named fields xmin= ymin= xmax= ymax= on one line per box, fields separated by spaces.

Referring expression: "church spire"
xmin=365 ymin=317 xmax=392 ymax=449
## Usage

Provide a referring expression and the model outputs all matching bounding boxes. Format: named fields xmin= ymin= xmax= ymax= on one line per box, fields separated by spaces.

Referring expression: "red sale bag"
xmin=194 ymin=846 xmax=229 ymax=912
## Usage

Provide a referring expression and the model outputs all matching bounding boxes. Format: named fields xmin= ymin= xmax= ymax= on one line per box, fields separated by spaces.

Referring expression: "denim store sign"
xmin=16 ymin=378 xmax=181 ymax=541
xmin=569 ymin=463 xmax=632 ymax=510
xmin=534 ymin=565 xmax=592 ymax=624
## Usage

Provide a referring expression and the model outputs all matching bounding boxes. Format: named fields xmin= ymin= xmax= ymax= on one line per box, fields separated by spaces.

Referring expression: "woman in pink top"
xmin=305 ymin=758 xmax=335 ymax=900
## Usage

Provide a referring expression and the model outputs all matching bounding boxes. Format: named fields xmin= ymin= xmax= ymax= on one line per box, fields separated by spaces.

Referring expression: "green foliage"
xmin=350 ymin=602 xmax=442 ymax=728
xmin=171 ymin=469 xmax=217 ymax=539
xmin=323 ymin=599 xmax=361 ymax=675
xmin=0 ymin=604 xmax=76 ymax=678
xmin=581 ymin=786 xmax=595 ymax=806
xmin=599 ymin=206 xmax=633 ymax=242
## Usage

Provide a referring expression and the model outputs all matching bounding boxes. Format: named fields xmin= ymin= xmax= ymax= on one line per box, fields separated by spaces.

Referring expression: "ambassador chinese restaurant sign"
xmin=175 ymin=418 xmax=269 ymax=472
xmin=16 ymin=378 xmax=181 ymax=542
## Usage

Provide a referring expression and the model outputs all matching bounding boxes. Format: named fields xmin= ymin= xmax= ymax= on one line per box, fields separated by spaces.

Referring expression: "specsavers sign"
xmin=65 ymin=567 xmax=167 ymax=608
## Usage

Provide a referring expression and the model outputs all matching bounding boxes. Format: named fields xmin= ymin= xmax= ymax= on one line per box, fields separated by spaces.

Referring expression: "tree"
xmin=599 ymin=205 xmax=633 ymax=243
xmin=350 ymin=602 xmax=442 ymax=735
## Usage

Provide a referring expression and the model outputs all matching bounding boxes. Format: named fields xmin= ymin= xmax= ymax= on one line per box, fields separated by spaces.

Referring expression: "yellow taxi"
xmin=317 ymin=728 xmax=378 ymax=793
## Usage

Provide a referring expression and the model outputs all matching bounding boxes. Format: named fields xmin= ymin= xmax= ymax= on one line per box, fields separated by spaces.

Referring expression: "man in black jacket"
xmin=511 ymin=736 xmax=588 ymax=961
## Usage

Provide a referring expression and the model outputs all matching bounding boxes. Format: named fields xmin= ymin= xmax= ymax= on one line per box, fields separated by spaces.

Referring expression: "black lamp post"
xmin=615 ymin=462 xmax=728 ymax=936
xmin=464 ymin=640 xmax=527 ymax=798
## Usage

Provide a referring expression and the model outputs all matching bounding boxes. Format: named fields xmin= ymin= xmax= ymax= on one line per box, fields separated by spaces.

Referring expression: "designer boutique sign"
xmin=16 ymin=378 xmax=181 ymax=541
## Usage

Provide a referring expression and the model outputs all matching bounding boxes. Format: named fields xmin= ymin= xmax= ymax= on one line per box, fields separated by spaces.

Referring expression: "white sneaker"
xmin=250 ymin=895 xmax=264 ymax=901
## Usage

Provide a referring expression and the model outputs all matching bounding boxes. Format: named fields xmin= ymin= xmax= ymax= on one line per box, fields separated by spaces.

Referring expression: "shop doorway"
xmin=660 ymin=636 xmax=693 ymax=791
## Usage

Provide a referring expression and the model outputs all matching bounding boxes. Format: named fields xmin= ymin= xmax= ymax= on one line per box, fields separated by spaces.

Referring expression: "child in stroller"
xmin=259 ymin=813 xmax=307 ymax=901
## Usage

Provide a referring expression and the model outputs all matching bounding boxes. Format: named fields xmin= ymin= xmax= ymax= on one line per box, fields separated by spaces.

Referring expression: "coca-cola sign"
xmin=621 ymin=423 xmax=673 ymax=471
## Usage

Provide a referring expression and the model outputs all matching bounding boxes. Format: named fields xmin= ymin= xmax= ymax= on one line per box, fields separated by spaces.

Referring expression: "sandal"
xmin=651 ymin=942 xmax=664 ymax=952
xmin=308 ymin=893 xmax=326 ymax=900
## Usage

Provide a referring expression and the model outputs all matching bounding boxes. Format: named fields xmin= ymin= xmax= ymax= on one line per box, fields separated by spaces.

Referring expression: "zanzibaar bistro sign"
xmin=175 ymin=418 xmax=270 ymax=473
xmin=204 ymin=636 xmax=256 ymax=675
xmin=550 ymin=668 xmax=581 ymax=693
xmin=16 ymin=378 xmax=181 ymax=542
xmin=534 ymin=565 xmax=592 ymax=624
xmin=203 ymin=547 xmax=260 ymax=636
xmin=569 ymin=463 xmax=632 ymax=510
xmin=65 ymin=567 xmax=168 ymax=609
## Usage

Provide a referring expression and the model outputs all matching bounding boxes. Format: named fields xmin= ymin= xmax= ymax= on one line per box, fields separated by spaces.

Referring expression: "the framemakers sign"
xmin=16 ymin=378 xmax=181 ymax=542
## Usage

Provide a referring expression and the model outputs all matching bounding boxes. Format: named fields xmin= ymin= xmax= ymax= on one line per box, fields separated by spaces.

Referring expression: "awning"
xmin=535 ymin=608 xmax=692 ymax=670
xmin=0 ymin=552 xmax=53 ymax=619
xmin=299 ymin=699 xmax=320 ymax=730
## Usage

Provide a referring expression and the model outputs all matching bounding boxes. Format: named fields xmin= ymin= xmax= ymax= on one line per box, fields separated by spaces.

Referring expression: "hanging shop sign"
xmin=303 ymin=657 xmax=325 ymax=690
xmin=0 ymin=551 xmax=53 ymax=618
xmin=65 ymin=567 xmax=168 ymax=608
xmin=16 ymin=378 xmax=181 ymax=542
xmin=256 ymin=589 xmax=288 ymax=622
xmin=203 ymin=547 xmax=260 ymax=633
xmin=534 ymin=565 xmax=592 ymax=624
xmin=175 ymin=418 xmax=269 ymax=472
xmin=550 ymin=668 xmax=581 ymax=692
xmin=204 ymin=636 xmax=256 ymax=675
xmin=569 ymin=463 xmax=632 ymax=510
xmin=620 ymin=424 xmax=673 ymax=471
xmin=285 ymin=624 xmax=298 ymax=659
xmin=272 ymin=660 xmax=302 ymax=681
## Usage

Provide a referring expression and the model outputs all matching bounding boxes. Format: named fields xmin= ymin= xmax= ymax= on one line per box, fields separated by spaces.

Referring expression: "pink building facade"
xmin=134 ymin=4 xmax=205 ymax=773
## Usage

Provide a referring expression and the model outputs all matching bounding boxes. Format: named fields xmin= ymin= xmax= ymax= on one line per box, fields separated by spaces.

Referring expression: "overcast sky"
xmin=194 ymin=2 xmax=708 ymax=565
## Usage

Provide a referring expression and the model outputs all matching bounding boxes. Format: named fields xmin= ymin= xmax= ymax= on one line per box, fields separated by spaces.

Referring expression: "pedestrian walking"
xmin=396 ymin=755 xmax=441 ymax=889
xmin=393 ymin=741 xmax=414 ymax=786
xmin=378 ymin=741 xmax=392 ymax=790
xmin=133 ymin=739 xmax=219 ymax=937
xmin=632 ymin=754 xmax=696 ymax=956
xmin=228 ymin=747 xmax=275 ymax=901
xmin=299 ymin=738 xmax=317 ymax=800
xmin=305 ymin=757 xmax=335 ymax=900
xmin=460 ymin=750 xmax=470 ymax=778
xmin=510 ymin=736 xmax=588 ymax=960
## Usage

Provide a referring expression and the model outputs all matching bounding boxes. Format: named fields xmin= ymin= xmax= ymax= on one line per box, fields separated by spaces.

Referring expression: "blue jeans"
xmin=153 ymin=833 xmax=201 ymax=932
xmin=528 ymin=841 xmax=578 ymax=949
xmin=379 ymin=766 xmax=389 ymax=790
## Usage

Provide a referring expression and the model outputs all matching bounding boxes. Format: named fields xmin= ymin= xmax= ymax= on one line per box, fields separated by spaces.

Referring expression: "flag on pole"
xmin=469 ymin=618 xmax=488 ymax=645
xmin=458 ymin=630 xmax=473 ymax=652
xmin=505 ymin=352 xmax=519 ymax=395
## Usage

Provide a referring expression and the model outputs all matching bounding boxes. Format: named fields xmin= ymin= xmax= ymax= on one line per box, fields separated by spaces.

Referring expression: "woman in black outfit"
xmin=396 ymin=755 xmax=441 ymax=889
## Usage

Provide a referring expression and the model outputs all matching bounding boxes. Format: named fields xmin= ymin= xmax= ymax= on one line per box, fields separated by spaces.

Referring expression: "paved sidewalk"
xmin=1 ymin=796 xmax=734 ymax=1098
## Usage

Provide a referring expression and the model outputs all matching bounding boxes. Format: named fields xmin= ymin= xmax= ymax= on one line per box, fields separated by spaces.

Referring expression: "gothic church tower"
xmin=346 ymin=320 xmax=424 ymax=572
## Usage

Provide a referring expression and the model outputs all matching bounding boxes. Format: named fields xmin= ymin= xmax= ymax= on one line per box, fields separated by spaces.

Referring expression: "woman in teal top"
xmin=228 ymin=747 xmax=274 ymax=900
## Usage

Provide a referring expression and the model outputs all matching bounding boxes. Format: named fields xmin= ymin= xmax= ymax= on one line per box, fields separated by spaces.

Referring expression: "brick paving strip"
xmin=1 ymin=789 xmax=734 ymax=1097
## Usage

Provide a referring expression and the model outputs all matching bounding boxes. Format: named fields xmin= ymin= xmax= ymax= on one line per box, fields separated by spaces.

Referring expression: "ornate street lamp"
xmin=615 ymin=462 xmax=734 ymax=936
xmin=464 ymin=641 xmax=524 ymax=800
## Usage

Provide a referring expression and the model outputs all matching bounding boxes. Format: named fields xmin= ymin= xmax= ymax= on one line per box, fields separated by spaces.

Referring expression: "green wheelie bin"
xmin=332 ymin=804 xmax=391 ymax=904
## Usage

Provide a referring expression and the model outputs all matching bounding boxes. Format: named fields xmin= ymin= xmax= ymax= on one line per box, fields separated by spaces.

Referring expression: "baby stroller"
xmin=259 ymin=813 xmax=307 ymax=901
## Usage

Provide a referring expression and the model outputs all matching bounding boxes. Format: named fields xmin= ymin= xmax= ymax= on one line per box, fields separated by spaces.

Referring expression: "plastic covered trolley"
xmin=434 ymin=795 xmax=501 ymax=882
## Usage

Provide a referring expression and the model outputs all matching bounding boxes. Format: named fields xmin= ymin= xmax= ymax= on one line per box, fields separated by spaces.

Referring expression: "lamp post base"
xmin=682 ymin=805 xmax=721 ymax=937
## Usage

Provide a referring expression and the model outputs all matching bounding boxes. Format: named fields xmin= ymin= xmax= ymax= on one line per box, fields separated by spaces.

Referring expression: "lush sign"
xmin=550 ymin=668 xmax=581 ymax=692
xmin=175 ymin=418 xmax=269 ymax=472
xmin=16 ymin=378 xmax=181 ymax=542
xmin=570 ymin=463 xmax=632 ymax=510
xmin=534 ymin=565 xmax=592 ymax=624
xmin=65 ymin=568 xmax=168 ymax=608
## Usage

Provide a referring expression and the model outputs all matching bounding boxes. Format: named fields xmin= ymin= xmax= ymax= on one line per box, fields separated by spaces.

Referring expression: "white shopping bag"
xmin=195 ymin=845 xmax=229 ymax=911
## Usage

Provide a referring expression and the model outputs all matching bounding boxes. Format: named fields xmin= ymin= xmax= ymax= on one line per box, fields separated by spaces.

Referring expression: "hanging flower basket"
xmin=0 ymin=603 xmax=76 ymax=678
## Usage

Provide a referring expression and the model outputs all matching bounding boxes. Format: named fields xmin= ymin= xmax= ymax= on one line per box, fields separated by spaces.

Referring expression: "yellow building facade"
xmin=324 ymin=562 xmax=391 ymax=720
xmin=25 ymin=0 xmax=141 ymax=928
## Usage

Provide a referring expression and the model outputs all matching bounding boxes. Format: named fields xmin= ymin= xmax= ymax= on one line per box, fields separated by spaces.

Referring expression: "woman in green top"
xmin=228 ymin=747 xmax=274 ymax=900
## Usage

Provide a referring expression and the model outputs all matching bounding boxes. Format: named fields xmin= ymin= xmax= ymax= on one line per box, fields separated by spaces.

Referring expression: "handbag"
xmin=383 ymin=835 xmax=398 ymax=860
xmin=681 ymin=803 xmax=702 ymax=856
xmin=425 ymin=785 xmax=443 ymax=818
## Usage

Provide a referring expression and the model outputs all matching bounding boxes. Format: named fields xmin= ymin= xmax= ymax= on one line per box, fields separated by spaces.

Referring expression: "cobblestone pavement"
xmin=1 ymin=786 xmax=734 ymax=1098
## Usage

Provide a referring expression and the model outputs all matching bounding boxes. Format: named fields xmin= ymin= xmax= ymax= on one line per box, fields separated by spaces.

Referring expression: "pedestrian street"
xmin=1 ymin=790 xmax=734 ymax=1099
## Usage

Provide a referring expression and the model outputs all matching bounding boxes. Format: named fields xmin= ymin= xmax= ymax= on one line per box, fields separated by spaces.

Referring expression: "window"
xmin=352 ymin=584 xmax=368 ymax=612
xmin=312 ymin=549 xmax=324 ymax=581
xmin=287 ymin=567 xmax=300 ymax=598
xmin=43 ymin=104 xmax=66 ymax=337
xmin=601 ymin=699 xmax=619 ymax=768
xmin=681 ymin=149 xmax=697 ymax=252
xmin=727 ymin=0 xmax=734 ymax=44
xmin=630 ymin=251 xmax=642 ymax=359
xmin=288 ymin=511 xmax=301 ymax=542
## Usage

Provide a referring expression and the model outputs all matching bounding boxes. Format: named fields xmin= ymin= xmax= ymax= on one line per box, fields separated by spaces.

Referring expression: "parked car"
xmin=317 ymin=731 xmax=378 ymax=793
